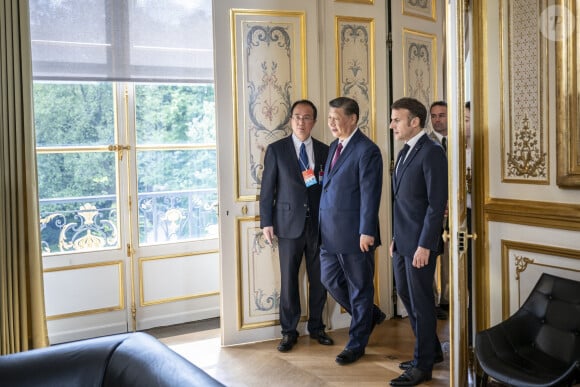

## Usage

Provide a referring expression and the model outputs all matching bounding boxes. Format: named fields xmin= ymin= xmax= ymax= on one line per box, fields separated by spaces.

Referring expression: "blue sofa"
xmin=0 ymin=332 xmax=224 ymax=387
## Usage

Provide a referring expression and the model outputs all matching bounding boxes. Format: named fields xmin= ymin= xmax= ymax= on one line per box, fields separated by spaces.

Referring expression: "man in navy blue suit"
xmin=389 ymin=97 xmax=448 ymax=386
xmin=260 ymin=99 xmax=333 ymax=352
xmin=319 ymin=97 xmax=385 ymax=365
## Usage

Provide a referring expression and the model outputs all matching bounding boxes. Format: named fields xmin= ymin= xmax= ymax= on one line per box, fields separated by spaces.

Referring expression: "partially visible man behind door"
xmin=260 ymin=99 xmax=333 ymax=352
xmin=428 ymin=100 xmax=450 ymax=320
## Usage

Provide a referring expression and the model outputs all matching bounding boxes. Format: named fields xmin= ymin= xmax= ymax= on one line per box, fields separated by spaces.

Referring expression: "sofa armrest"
xmin=0 ymin=334 xmax=126 ymax=387
xmin=103 ymin=332 xmax=224 ymax=387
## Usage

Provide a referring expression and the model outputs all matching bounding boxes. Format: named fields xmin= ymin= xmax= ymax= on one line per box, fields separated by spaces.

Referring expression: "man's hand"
xmin=262 ymin=226 xmax=275 ymax=245
xmin=412 ymin=246 xmax=430 ymax=268
xmin=360 ymin=234 xmax=375 ymax=252
xmin=389 ymin=240 xmax=394 ymax=257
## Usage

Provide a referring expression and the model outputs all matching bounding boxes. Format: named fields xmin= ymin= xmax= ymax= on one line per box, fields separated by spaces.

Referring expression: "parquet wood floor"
xmin=149 ymin=317 xmax=470 ymax=386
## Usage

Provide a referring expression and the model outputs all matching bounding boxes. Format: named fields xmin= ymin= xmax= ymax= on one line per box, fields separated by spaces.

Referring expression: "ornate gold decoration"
xmin=57 ymin=203 xmax=118 ymax=252
xmin=514 ymin=255 xmax=534 ymax=280
xmin=506 ymin=115 xmax=547 ymax=178
xmin=503 ymin=0 xmax=549 ymax=183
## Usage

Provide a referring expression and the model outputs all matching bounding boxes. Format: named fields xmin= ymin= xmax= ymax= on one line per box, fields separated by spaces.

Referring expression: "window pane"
xmin=137 ymin=149 xmax=218 ymax=245
xmin=38 ymin=152 xmax=119 ymax=254
xmin=135 ymin=84 xmax=216 ymax=145
xmin=34 ymin=82 xmax=114 ymax=147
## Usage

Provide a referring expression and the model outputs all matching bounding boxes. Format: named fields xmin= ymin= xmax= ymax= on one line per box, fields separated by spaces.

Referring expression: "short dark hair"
xmin=329 ymin=97 xmax=359 ymax=122
xmin=391 ymin=97 xmax=428 ymax=128
xmin=430 ymin=100 xmax=447 ymax=111
xmin=465 ymin=101 xmax=470 ymax=110
xmin=291 ymin=99 xmax=318 ymax=120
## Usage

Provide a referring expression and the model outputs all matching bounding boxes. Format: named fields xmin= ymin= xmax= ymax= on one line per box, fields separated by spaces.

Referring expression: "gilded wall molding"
xmin=401 ymin=28 xmax=437 ymax=110
xmin=44 ymin=261 xmax=124 ymax=320
xmin=230 ymin=10 xmax=307 ymax=201
xmin=235 ymin=216 xmax=307 ymax=330
xmin=402 ymin=0 xmax=436 ymax=21
xmin=501 ymin=240 xmax=580 ymax=319
xmin=502 ymin=0 xmax=549 ymax=183
xmin=139 ymin=250 xmax=219 ymax=307
xmin=556 ymin=0 xmax=580 ymax=187
xmin=485 ymin=198 xmax=580 ymax=231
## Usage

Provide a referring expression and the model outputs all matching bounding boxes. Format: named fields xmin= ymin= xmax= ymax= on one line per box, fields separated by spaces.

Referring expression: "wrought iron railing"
xmin=39 ymin=189 xmax=218 ymax=255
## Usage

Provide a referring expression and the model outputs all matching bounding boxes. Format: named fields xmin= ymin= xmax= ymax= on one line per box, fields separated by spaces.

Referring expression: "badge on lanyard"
xmin=303 ymin=169 xmax=317 ymax=187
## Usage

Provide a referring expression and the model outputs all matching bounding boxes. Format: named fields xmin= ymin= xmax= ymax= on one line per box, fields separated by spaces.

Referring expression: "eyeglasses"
xmin=292 ymin=115 xmax=314 ymax=122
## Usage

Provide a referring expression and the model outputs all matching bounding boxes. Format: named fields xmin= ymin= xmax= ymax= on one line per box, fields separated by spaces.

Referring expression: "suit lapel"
xmin=394 ymin=134 xmax=428 ymax=191
xmin=281 ymin=136 xmax=303 ymax=181
xmin=328 ymin=130 xmax=361 ymax=176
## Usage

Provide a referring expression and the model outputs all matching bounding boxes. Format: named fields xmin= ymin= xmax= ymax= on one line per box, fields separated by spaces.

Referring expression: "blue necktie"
xmin=396 ymin=144 xmax=410 ymax=179
xmin=299 ymin=143 xmax=309 ymax=171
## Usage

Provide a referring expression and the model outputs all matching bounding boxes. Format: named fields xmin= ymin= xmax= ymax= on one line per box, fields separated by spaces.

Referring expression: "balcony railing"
xmin=39 ymin=189 xmax=218 ymax=255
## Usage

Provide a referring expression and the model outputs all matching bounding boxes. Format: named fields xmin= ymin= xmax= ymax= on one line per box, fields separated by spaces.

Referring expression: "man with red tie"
xmin=319 ymin=97 xmax=385 ymax=365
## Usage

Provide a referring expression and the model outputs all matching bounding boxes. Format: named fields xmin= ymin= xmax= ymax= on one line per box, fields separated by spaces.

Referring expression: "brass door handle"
xmin=442 ymin=229 xmax=450 ymax=243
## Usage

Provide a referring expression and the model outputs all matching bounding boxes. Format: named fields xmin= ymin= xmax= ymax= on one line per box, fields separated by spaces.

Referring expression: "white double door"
xmin=214 ymin=0 xmax=391 ymax=345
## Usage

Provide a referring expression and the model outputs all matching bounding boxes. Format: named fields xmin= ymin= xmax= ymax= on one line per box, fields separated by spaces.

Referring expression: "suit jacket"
xmin=260 ymin=135 xmax=329 ymax=239
xmin=319 ymin=130 xmax=383 ymax=254
xmin=392 ymin=133 xmax=448 ymax=257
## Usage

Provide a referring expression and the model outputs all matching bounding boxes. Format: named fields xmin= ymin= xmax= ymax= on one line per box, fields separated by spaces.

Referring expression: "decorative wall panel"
xmin=231 ymin=10 xmax=306 ymax=201
xmin=503 ymin=0 xmax=548 ymax=183
xmin=402 ymin=0 xmax=436 ymax=21
xmin=139 ymin=252 xmax=219 ymax=306
xmin=236 ymin=216 xmax=306 ymax=329
xmin=501 ymin=240 xmax=580 ymax=319
xmin=44 ymin=261 xmax=124 ymax=319
xmin=402 ymin=28 xmax=437 ymax=111
xmin=336 ymin=16 xmax=375 ymax=139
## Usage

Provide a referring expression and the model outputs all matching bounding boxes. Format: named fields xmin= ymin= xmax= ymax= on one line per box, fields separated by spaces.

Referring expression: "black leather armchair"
xmin=475 ymin=273 xmax=580 ymax=387
xmin=0 ymin=332 xmax=224 ymax=387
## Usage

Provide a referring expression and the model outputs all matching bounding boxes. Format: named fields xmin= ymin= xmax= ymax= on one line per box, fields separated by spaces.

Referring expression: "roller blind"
xmin=28 ymin=0 xmax=213 ymax=83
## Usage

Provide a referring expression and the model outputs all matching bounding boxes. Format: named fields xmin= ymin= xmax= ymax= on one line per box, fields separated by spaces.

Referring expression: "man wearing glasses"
xmin=260 ymin=99 xmax=333 ymax=352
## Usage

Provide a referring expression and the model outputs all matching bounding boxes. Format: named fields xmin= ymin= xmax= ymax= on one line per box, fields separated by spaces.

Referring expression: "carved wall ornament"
xmin=514 ymin=255 xmax=534 ymax=280
xmin=503 ymin=0 xmax=549 ymax=184
xmin=336 ymin=16 xmax=375 ymax=139
xmin=506 ymin=115 xmax=547 ymax=179
xmin=402 ymin=28 xmax=437 ymax=111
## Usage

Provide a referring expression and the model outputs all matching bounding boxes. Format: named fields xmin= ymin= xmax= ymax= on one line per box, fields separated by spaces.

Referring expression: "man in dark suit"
xmin=389 ymin=97 xmax=448 ymax=386
xmin=319 ymin=97 xmax=385 ymax=366
xmin=428 ymin=100 xmax=450 ymax=321
xmin=260 ymin=99 xmax=333 ymax=352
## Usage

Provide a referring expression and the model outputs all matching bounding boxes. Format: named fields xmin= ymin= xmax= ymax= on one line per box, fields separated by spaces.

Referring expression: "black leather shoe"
xmin=371 ymin=305 xmax=387 ymax=332
xmin=399 ymin=350 xmax=444 ymax=370
xmin=335 ymin=348 xmax=365 ymax=365
xmin=310 ymin=330 xmax=334 ymax=345
xmin=277 ymin=335 xmax=297 ymax=352
xmin=390 ymin=367 xmax=432 ymax=386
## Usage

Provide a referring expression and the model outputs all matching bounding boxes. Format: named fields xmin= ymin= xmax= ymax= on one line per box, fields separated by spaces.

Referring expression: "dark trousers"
xmin=277 ymin=218 xmax=326 ymax=337
xmin=319 ymin=248 xmax=375 ymax=351
xmin=393 ymin=250 xmax=441 ymax=372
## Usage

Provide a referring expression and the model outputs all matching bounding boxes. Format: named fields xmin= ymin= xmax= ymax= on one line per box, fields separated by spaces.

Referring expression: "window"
xmin=30 ymin=1 xmax=216 ymax=254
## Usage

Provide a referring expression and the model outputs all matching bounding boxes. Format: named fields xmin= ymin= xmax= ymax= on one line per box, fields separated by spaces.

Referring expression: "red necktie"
xmin=330 ymin=142 xmax=343 ymax=170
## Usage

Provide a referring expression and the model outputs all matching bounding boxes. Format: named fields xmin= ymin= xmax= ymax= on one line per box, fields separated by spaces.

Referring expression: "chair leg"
xmin=480 ymin=372 xmax=488 ymax=387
